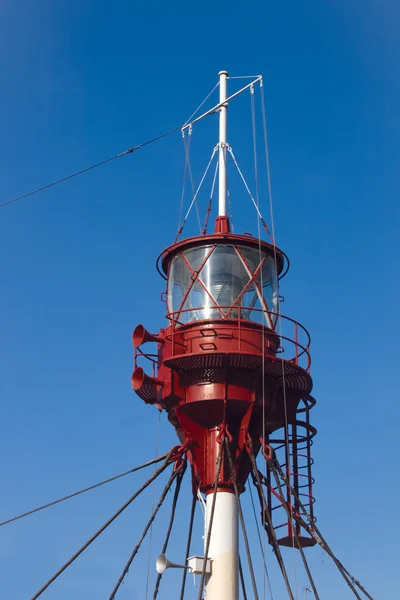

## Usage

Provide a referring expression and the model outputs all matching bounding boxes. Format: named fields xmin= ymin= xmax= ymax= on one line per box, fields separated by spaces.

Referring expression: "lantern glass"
xmin=167 ymin=244 xmax=278 ymax=326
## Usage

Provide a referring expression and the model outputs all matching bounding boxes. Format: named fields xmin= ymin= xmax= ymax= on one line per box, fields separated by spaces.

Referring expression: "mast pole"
xmin=205 ymin=489 xmax=238 ymax=599
xmin=203 ymin=70 xmax=239 ymax=600
xmin=218 ymin=70 xmax=228 ymax=217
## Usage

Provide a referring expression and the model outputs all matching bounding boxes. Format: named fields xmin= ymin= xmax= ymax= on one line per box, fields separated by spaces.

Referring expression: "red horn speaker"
xmin=132 ymin=324 xmax=165 ymax=348
xmin=131 ymin=366 xmax=164 ymax=393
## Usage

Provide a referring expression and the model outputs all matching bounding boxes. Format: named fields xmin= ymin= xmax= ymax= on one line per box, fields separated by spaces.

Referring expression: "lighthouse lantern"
xmin=166 ymin=238 xmax=280 ymax=326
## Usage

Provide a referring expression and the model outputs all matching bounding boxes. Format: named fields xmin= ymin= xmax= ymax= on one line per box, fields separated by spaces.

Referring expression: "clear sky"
xmin=0 ymin=1 xmax=399 ymax=599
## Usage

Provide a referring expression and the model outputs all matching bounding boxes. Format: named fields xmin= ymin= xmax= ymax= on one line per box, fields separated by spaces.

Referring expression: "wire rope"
xmin=267 ymin=459 xmax=320 ymax=599
xmin=227 ymin=145 xmax=274 ymax=242
xmin=179 ymin=475 xmax=197 ymax=600
xmin=176 ymin=145 xmax=218 ymax=241
xmin=29 ymin=452 xmax=175 ymax=600
xmin=178 ymin=134 xmax=192 ymax=233
xmin=0 ymin=452 xmax=170 ymax=528
xmin=239 ymin=556 xmax=249 ymax=600
xmin=258 ymin=80 xmax=298 ymax=593
xmin=0 ymin=128 xmax=182 ymax=210
xmin=225 ymin=437 xmax=260 ymax=600
xmin=271 ymin=456 xmax=373 ymax=600
xmin=109 ymin=461 xmax=186 ymax=600
xmin=248 ymin=482 xmax=274 ymax=599
xmin=202 ymin=159 xmax=218 ymax=234
xmin=197 ymin=438 xmax=225 ymax=600
xmin=152 ymin=461 xmax=186 ymax=599
xmin=145 ymin=412 xmax=162 ymax=599
xmin=250 ymin=82 xmax=268 ymax=600
xmin=182 ymin=129 xmax=202 ymax=233
xmin=248 ymin=438 xmax=295 ymax=600
xmin=184 ymin=81 xmax=219 ymax=126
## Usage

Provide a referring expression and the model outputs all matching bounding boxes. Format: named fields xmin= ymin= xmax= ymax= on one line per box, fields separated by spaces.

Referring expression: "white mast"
xmin=204 ymin=70 xmax=239 ymax=600
xmin=218 ymin=70 xmax=228 ymax=217
xmin=205 ymin=491 xmax=238 ymax=599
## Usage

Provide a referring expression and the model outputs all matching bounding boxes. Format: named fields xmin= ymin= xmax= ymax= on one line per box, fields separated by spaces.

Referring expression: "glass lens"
xmin=167 ymin=244 xmax=278 ymax=325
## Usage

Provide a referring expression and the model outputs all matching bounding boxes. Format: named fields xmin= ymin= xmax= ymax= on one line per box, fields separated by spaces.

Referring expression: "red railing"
xmin=165 ymin=306 xmax=311 ymax=373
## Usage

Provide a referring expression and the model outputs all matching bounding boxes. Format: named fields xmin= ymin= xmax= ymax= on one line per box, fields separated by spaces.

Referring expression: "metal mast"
xmin=218 ymin=70 xmax=228 ymax=218
xmin=203 ymin=69 xmax=239 ymax=600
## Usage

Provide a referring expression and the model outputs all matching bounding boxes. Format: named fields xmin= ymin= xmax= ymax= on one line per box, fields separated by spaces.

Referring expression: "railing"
xmin=266 ymin=396 xmax=317 ymax=546
xmin=165 ymin=306 xmax=311 ymax=373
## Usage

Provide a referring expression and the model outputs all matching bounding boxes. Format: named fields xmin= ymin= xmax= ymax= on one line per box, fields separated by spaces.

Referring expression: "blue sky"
xmin=0 ymin=1 xmax=399 ymax=598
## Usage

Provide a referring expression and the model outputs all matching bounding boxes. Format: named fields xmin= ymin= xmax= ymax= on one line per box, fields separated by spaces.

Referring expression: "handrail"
xmin=165 ymin=306 xmax=311 ymax=371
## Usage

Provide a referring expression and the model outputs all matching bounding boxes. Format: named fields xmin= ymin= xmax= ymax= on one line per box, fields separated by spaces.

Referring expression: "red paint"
xmin=132 ymin=217 xmax=317 ymax=547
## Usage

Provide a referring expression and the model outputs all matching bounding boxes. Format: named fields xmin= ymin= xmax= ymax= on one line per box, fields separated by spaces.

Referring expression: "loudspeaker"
xmin=133 ymin=324 xmax=164 ymax=348
xmin=131 ymin=367 xmax=163 ymax=391
xmin=156 ymin=553 xmax=188 ymax=574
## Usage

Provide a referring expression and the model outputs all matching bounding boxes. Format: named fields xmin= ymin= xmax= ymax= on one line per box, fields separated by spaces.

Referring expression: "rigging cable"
xmin=179 ymin=474 xmax=197 ymax=600
xmin=271 ymin=456 xmax=374 ymax=600
xmin=179 ymin=79 xmax=220 ymax=236
xmin=247 ymin=438 xmax=295 ymax=600
xmin=202 ymin=159 xmax=219 ymax=235
xmin=239 ymin=556 xmax=249 ymax=600
xmin=2 ymin=77 xmax=261 ymax=212
xmin=257 ymin=79 xmax=298 ymax=592
xmin=0 ymin=452 xmax=170 ymax=528
xmin=225 ymin=437 xmax=260 ymax=600
xmin=29 ymin=450 xmax=177 ymax=600
xmin=152 ymin=461 xmax=187 ymax=599
xmin=267 ymin=455 xmax=320 ymax=599
xmin=145 ymin=412 xmax=162 ymax=600
xmin=0 ymin=128 xmax=182 ymax=210
xmin=109 ymin=460 xmax=186 ymax=600
xmin=181 ymin=129 xmax=202 ymax=234
xmin=227 ymin=145 xmax=274 ymax=243
xmin=176 ymin=145 xmax=218 ymax=242
xmin=250 ymin=81 xmax=268 ymax=600
xmin=178 ymin=133 xmax=191 ymax=233
xmin=197 ymin=437 xmax=225 ymax=600
xmin=248 ymin=481 xmax=274 ymax=599
xmin=183 ymin=81 xmax=219 ymax=126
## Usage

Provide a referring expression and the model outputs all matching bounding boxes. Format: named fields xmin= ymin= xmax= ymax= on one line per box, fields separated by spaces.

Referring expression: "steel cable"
xmin=197 ymin=438 xmax=225 ymax=600
xmin=29 ymin=451 xmax=176 ymax=600
xmin=239 ymin=556 xmax=249 ymax=600
xmin=225 ymin=437 xmax=260 ymax=600
xmin=152 ymin=461 xmax=187 ymax=599
xmin=109 ymin=460 xmax=186 ymax=599
xmin=267 ymin=457 xmax=320 ymax=599
xmin=0 ymin=452 xmax=170 ymax=528
xmin=271 ymin=456 xmax=374 ymax=600
xmin=179 ymin=475 xmax=197 ymax=600
xmin=0 ymin=128 xmax=182 ymax=210
xmin=248 ymin=482 xmax=274 ymax=599
xmin=247 ymin=439 xmax=295 ymax=600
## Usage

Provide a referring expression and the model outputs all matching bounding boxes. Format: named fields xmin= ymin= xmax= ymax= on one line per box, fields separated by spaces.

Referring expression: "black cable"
xmin=29 ymin=451 xmax=175 ymax=600
xmin=247 ymin=439 xmax=295 ymax=600
xmin=267 ymin=457 xmax=320 ymax=599
xmin=239 ymin=556 xmax=248 ymax=600
xmin=152 ymin=461 xmax=187 ymax=599
xmin=271 ymin=455 xmax=374 ymax=600
xmin=179 ymin=473 xmax=197 ymax=600
xmin=225 ymin=437 xmax=259 ymax=600
xmin=109 ymin=461 xmax=185 ymax=600
xmin=0 ymin=126 xmax=181 ymax=210
xmin=197 ymin=438 xmax=225 ymax=600
xmin=248 ymin=481 xmax=274 ymax=599
xmin=0 ymin=452 xmax=170 ymax=528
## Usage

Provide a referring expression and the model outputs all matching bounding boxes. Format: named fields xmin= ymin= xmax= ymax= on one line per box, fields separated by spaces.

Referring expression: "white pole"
xmin=204 ymin=491 xmax=238 ymax=600
xmin=218 ymin=70 xmax=228 ymax=217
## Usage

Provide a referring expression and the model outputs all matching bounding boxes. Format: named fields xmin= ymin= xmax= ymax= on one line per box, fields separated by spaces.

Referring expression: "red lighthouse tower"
xmin=132 ymin=72 xmax=316 ymax=599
